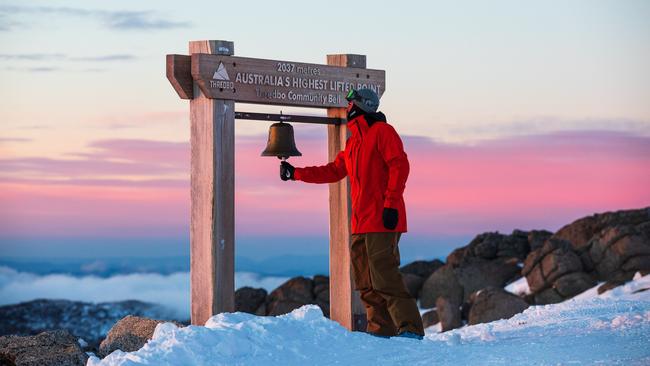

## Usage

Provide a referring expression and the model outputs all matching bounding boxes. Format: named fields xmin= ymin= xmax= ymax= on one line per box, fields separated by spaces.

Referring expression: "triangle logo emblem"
xmin=212 ymin=62 xmax=230 ymax=81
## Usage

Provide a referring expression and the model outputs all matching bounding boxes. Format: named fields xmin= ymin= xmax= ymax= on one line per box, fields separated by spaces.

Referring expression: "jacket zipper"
xmin=353 ymin=123 xmax=363 ymax=228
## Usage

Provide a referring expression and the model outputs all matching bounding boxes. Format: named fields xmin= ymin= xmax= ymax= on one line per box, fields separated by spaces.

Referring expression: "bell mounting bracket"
xmin=234 ymin=111 xmax=344 ymax=125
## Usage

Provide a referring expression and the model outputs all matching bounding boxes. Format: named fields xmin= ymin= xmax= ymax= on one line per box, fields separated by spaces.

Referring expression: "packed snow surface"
xmin=88 ymin=274 xmax=650 ymax=366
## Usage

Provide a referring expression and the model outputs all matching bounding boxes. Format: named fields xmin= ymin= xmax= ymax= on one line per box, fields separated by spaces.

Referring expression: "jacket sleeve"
xmin=293 ymin=150 xmax=348 ymax=183
xmin=378 ymin=125 xmax=410 ymax=208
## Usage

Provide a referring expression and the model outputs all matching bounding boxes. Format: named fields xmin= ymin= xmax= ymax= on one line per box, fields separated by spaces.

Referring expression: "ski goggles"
xmin=345 ymin=89 xmax=361 ymax=102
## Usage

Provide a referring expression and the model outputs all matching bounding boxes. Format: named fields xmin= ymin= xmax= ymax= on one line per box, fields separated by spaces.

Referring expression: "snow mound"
xmin=89 ymin=274 xmax=650 ymax=366
xmin=574 ymin=271 xmax=650 ymax=301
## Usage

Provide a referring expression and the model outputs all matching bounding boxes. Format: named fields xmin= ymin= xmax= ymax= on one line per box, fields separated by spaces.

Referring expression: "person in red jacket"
xmin=279 ymin=88 xmax=425 ymax=339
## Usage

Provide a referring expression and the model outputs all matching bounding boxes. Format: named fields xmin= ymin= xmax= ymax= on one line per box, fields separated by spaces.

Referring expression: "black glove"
xmin=280 ymin=161 xmax=295 ymax=181
xmin=383 ymin=208 xmax=399 ymax=230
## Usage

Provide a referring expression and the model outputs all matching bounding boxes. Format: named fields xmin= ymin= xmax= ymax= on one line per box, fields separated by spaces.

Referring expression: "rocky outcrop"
xmin=235 ymin=287 xmax=267 ymax=314
xmin=98 ymin=315 xmax=183 ymax=358
xmin=0 ymin=330 xmax=88 ymax=366
xmin=421 ymin=309 xmax=439 ymax=329
xmin=447 ymin=230 xmax=545 ymax=267
xmin=399 ymin=260 xmax=444 ymax=300
xmin=401 ymin=273 xmax=424 ymax=298
xmin=554 ymin=208 xmax=650 ymax=281
xmin=400 ymin=260 xmax=444 ymax=279
xmin=0 ymin=299 xmax=182 ymax=352
xmin=467 ymin=287 xmax=529 ymax=325
xmin=265 ymin=276 xmax=330 ymax=317
xmin=420 ymin=230 xmax=539 ymax=308
xmin=522 ymin=238 xmax=597 ymax=304
xmin=436 ymin=297 xmax=461 ymax=332
xmin=454 ymin=257 xmax=521 ymax=301
xmin=522 ymin=208 xmax=650 ymax=303
xmin=312 ymin=275 xmax=330 ymax=317
xmin=419 ymin=264 xmax=463 ymax=307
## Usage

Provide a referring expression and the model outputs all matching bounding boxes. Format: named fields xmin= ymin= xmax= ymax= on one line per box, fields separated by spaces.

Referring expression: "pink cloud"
xmin=0 ymin=139 xmax=188 ymax=178
xmin=1 ymin=129 xmax=648 ymax=239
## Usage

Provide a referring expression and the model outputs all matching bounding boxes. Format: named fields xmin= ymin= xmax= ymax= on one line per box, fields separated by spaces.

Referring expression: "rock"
xmin=553 ymin=207 xmax=650 ymax=252
xmin=455 ymin=258 xmax=521 ymax=301
xmin=0 ymin=330 xmax=87 ymax=366
xmin=522 ymin=293 xmax=536 ymax=305
xmin=540 ymin=246 xmax=582 ymax=285
xmin=313 ymin=275 xmax=329 ymax=295
xmin=98 ymin=315 xmax=182 ymax=358
xmin=496 ymin=230 xmax=531 ymax=259
xmin=595 ymin=271 xmax=636 ymax=295
xmin=265 ymin=276 xmax=333 ymax=317
xmin=401 ymin=273 xmax=424 ymax=299
xmin=460 ymin=301 xmax=471 ymax=321
xmin=419 ymin=264 xmax=463 ymax=308
xmin=554 ymin=272 xmax=596 ymax=298
xmin=598 ymin=280 xmax=626 ymax=295
xmin=400 ymin=259 xmax=444 ymax=279
xmin=468 ymin=287 xmax=529 ymax=325
xmin=254 ymin=303 xmax=266 ymax=316
xmin=447 ymin=231 xmax=532 ymax=267
xmin=266 ymin=300 xmax=310 ymax=316
xmin=523 ymin=238 xmax=583 ymax=294
xmin=312 ymin=275 xmax=330 ymax=317
xmin=445 ymin=247 xmax=469 ymax=268
xmin=235 ymin=287 xmax=267 ymax=314
xmin=528 ymin=230 xmax=553 ymax=251
xmin=622 ymin=256 xmax=650 ymax=273
xmin=436 ymin=297 xmax=461 ymax=332
xmin=520 ymin=208 xmax=650 ymax=304
xmin=522 ymin=237 xmax=596 ymax=303
xmin=421 ymin=309 xmax=439 ymax=329
xmin=0 ymin=299 xmax=182 ymax=352
xmin=534 ymin=287 xmax=564 ymax=305
xmin=420 ymin=256 xmax=521 ymax=307
xmin=588 ymin=223 xmax=650 ymax=280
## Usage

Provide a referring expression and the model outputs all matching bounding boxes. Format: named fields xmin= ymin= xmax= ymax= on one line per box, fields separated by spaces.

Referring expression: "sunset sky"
xmin=1 ymin=1 xmax=649 ymax=262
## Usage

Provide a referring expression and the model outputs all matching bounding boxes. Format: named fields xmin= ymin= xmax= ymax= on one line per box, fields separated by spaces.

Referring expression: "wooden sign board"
xmin=190 ymin=54 xmax=385 ymax=108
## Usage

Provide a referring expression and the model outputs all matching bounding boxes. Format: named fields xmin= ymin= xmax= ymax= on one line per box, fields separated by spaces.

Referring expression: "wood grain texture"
xmin=189 ymin=40 xmax=235 ymax=326
xmin=327 ymin=54 xmax=367 ymax=331
xmin=191 ymin=54 xmax=385 ymax=108
xmin=166 ymin=54 xmax=193 ymax=99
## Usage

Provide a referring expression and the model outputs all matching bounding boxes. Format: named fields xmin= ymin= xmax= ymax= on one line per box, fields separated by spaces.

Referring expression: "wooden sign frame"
xmin=167 ymin=40 xmax=380 ymax=331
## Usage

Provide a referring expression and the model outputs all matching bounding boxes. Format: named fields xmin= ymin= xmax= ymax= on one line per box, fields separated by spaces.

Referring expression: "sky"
xmin=0 ymin=1 xmax=649 ymax=263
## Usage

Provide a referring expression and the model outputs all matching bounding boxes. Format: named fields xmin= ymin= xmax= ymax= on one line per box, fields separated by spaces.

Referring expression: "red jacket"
xmin=294 ymin=112 xmax=409 ymax=234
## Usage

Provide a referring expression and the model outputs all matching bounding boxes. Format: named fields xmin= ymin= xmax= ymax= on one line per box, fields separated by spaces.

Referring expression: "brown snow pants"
xmin=350 ymin=232 xmax=424 ymax=336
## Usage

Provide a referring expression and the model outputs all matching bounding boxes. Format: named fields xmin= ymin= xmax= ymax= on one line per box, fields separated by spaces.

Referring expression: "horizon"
xmin=1 ymin=1 xmax=649 ymax=264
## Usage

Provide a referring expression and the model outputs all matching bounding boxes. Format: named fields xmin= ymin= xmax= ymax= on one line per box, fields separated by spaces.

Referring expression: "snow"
xmin=574 ymin=271 xmax=650 ymax=301
xmin=504 ymin=276 xmax=531 ymax=296
xmin=87 ymin=273 xmax=650 ymax=366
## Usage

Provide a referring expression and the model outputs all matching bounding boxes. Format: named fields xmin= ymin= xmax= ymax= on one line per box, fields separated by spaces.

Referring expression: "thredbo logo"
xmin=210 ymin=62 xmax=234 ymax=90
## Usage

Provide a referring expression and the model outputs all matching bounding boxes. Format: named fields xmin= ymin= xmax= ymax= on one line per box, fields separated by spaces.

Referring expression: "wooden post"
xmin=327 ymin=54 xmax=367 ymax=331
xmin=189 ymin=40 xmax=235 ymax=325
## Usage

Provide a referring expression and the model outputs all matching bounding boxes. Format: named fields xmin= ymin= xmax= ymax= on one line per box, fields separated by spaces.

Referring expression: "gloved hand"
xmin=280 ymin=161 xmax=295 ymax=181
xmin=382 ymin=208 xmax=399 ymax=230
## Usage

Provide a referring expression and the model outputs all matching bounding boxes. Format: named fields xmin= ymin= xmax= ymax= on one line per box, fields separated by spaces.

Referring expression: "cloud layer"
xmin=0 ymin=5 xmax=190 ymax=31
xmin=0 ymin=266 xmax=288 ymax=318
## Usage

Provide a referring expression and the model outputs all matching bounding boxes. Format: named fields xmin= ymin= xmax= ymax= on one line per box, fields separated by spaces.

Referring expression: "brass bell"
xmin=261 ymin=122 xmax=302 ymax=159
